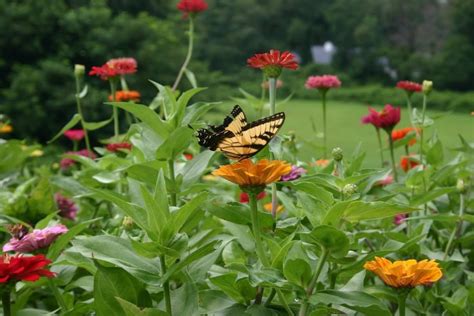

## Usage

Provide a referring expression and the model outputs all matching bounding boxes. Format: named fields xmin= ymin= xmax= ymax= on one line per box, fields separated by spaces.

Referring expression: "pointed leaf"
xmin=48 ymin=114 xmax=81 ymax=143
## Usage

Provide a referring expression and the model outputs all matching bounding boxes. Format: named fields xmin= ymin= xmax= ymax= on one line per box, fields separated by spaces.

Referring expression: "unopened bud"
xmin=332 ymin=147 xmax=343 ymax=161
xmin=122 ymin=216 xmax=134 ymax=230
xmin=74 ymin=64 xmax=85 ymax=78
xmin=422 ymin=80 xmax=433 ymax=95
xmin=342 ymin=183 xmax=357 ymax=196
xmin=456 ymin=179 xmax=466 ymax=193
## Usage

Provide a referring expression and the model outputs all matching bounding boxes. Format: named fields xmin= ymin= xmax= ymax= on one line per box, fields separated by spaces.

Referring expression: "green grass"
xmin=204 ymin=99 xmax=474 ymax=166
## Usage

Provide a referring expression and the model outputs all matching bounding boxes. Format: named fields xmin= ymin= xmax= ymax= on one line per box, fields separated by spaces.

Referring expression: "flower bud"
xmin=263 ymin=66 xmax=282 ymax=79
xmin=422 ymin=80 xmax=433 ymax=95
xmin=332 ymin=147 xmax=343 ymax=161
xmin=122 ymin=216 xmax=134 ymax=230
xmin=74 ymin=64 xmax=85 ymax=78
xmin=342 ymin=183 xmax=357 ymax=196
xmin=456 ymin=179 xmax=466 ymax=193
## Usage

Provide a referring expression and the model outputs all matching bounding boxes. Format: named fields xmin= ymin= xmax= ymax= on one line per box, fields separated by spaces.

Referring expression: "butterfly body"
xmin=196 ymin=105 xmax=285 ymax=160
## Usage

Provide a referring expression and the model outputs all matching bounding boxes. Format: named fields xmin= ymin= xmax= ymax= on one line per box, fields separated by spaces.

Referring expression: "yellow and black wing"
xmin=196 ymin=105 xmax=285 ymax=160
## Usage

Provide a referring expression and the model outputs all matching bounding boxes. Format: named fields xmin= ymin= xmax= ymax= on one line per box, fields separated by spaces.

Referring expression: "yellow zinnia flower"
xmin=263 ymin=202 xmax=284 ymax=214
xmin=0 ymin=124 xmax=13 ymax=134
xmin=212 ymin=159 xmax=291 ymax=188
xmin=364 ymin=257 xmax=442 ymax=288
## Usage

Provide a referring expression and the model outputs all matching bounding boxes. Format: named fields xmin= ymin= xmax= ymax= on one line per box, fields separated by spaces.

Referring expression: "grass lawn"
xmin=204 ymin=99 xmax=474 ymax=166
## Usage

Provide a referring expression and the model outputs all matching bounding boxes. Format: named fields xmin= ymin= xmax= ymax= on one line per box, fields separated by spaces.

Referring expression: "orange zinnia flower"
xmin=364 ymin=257 xmax=442 ymax=288
xmin=212 ymin=159 xmax=291 ymax=188
xmin=263 ymin=202 xmax=284 ymax=214
xmin=0 ymin=124 xmax=13 ymax=134
xmin=108 ymin=90 xmax=141 ymax=102
xmin=392 ymin=127 xmax=419 ymax=146
xmin=400 ymin=155 xmax=419 ymax=172
xmin=313 ymin=159 xmax=330 ymax=168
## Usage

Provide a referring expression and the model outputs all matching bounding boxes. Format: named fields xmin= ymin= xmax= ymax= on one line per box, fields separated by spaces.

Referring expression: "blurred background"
xmin=1 ymin=0 xmax=473 ymax=144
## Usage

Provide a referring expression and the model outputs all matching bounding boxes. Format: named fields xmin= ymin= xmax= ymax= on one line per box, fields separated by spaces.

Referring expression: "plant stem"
xmin=120 ymin=75 xmax=129 ymax=91
xmin=109 ymin=79 xmax=119 ymax=138
xmin=73 ymin=140 xmax=78 ymax=152
xmin=264 ymin=289 xmax=276 ymax=306
xmin=172 ymin=17 xmax=194 ymax=91
xmin=268 ymin=77 xmax=279 ymax=219
xmin=160 ymin=255 xmax=172 ymax=315
xmin=375 ymin=128 xmax=384 ymax=167
xmin=321 ymin=91 xmax=327 ymax=158
xmin=419 ymin=94 xmax=427 ymax=165
xmin=443 ymin=193 xmax=465 ymax=260
xmin=2 ymin=290 xmax=11 ymax=316
xmin=405 ymin=94 xmax=414 ymax=128
xmin=75 ymin=75 xmax=91 ymax=152
xmin=398 ymin=292 xmax=407 ymax=316
xmin=48 ymin=278 xmax=68 ymax=312
xmin=299 ymin=248 xmax=329 ymax=316
xmin=388 ymin=133 xmax=398 ymax=181
xmin=168 ymin=160 xmax=177 ymax=206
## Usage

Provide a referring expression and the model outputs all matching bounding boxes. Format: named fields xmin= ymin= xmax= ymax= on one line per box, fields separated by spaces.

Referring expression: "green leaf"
xmin=208 ymin=202 xmax=250 ymax=225
xmin=78 ymin=84 xmax=88 ymax=99
xmin=171 ymin=192 xmax=208 ymax=234
xmin=300 ymin=225 xmax=349 ymax=258
xmin=179 ymin=150 xmax=215 ymax=186
xmin=286 ymin=181 xmax=334 ymax=206
xmin=48 ymin=114 xmax=81 ymax=143
xmin=184 ymin=68 xmax=198 ymax=88
xmin=283 ymin=241 xmax=313 ymax=288
xmin=94 ymin=265 xmax=152 ymax=316
xmin=107 ymin=102 xmax=171 ymax=138
xmin=171 ymin=275 xmax=199 ymax=316
xmin=174 ymin=87 xmax=207 ymax=127
xmin=47 ymin=218 xmax=101 ymax=261
xmin=426 ymin=133 xmax=444 ymax=166
xmin=83 ymin=116 xmax=114 ymax=131
xmin=183 ymin=102 xmax=220 ymax=126
xmin=149 ymin=81 xmax=177 ymax=120
xmin=140 ymin=184 xmax=167 ymax=241
xmin=310 ymin=290 xmax=390 ymax=316
xmin=155 ymin=126 xmax=194 ymax=160
xmin=199 ymin=290 xmax=236 ymax=314
xmin=116 ymin=297 xmax=167 ymax=316
xmin=409 ymin=187 xmax=456 ymax=207
xmin=27 ymin=175 xmax=56 ymax=219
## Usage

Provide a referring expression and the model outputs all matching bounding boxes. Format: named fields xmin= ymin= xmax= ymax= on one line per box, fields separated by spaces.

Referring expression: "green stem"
xmin=264 ymin=289 xmax=276 ymax=306
xmin=75 ymin=75 xmax=91 ymax=153
xmin=172 ymin=17 xmax=194 ymax=91
xmin=109 ymin=79 xmax=119 ymax=138
xmin=2 ymin=290 xmax=11 ymax=316
xmin=398 ymin=292 xmax=407 ymax=316
xmin=321 ymin=91 xmax=327 ymax=158
xmin=48 ymin=278 xmax=68 ymax=312
xmin=120 ymin=75 xmax=129 ymax=91
xmin=168 ymin=160 xmax=177 ymax=206
xmin=419 ymin=94 xmax=427 ymax=165
xmin=73 ymin=140 xmax=78 ymax=151
xmin=299 ymin=248 xmax=329 ymax=316
xmin=443 ymin=193 xmax=465 ymax=260
xmin=375 ymin=128 xmax=384 ymax=167
xmin=406 ymin=94 xmax=414 ymax=128
xmin=388 ymin=133 xmax=398 ymax=181
xmin=268 ymin=77 xmax=279 ymax=219
xmin=160 ymin=255 xmax=172 ymax=315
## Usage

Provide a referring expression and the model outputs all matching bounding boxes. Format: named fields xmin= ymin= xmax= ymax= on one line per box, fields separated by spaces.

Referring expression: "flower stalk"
xmin=375 ymin=128 xmax=384 ymax=167
xmin=74 ymin=70 xmax=91 ymax=153
xmin=160 ymin=254 xmax=172 ymax=315
xmin=168 ymin=159 xmax=177 ymax=207
xmin=299 ymin=248 xmax=329 ymax=316
xmin=398 ymin=291 xmax=408 ymax=316
xmin=2 ymin=290 xmax=11 ymax=316
xmin=444 ymin=193 xmax=465 ymax=260
xmin=109 ymin=79 xmax=119 ymax=138
xmin=268 ymin=77 xmax=279 ymax=219
xmin=321 ymin=91 xmax=328 ymax=158
xmin=388 ymin=133 xmax=398 ymax=181
xmin=172 ymin=17 xmax=194 ymax=91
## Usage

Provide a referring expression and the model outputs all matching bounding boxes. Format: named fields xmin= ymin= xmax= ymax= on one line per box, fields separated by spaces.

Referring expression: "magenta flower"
xmin=55 ymin=193 xmax=78 ymax=220
xmin=361 ymin=104 xmax=401 ymax=132
xmin=3 ymin=225 xmax=68 ymax=253
xmin=305 ymin=75 xmax=341 ymax=90
xmin=64 ymin=129 xmax=85 ymax=141
xmin=60 ymin=149 xmax=97 ymax=170
xmin=375 ymin=174 xmax=394 ymax=186
xmin=281 ymin=165 xmax=306 ymax=182
xmin=394 ymin=214 xmax=407 ymax=225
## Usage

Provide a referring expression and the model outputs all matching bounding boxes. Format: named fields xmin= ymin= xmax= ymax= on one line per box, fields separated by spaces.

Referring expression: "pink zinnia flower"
xmin=60 ymin=149 xmax=97 ymax=170
xmin=394 ymin=213 xmax=407 ymax=225
xmin=106 ymin=142 xmax=132 ymax=152
xmin=305 ymin=75 xmax=341 ymax=90
xmin=396 ymin=81 xmax=422 ymax=94
xmin=281 ymin=165 xmax=306 ymax=181
xmin=3 ymin=225 xmax=68 ymax=253
xmin=64 ymin=129 xmax=85 ymax=141
xmin=375 ymin=175 xmax=394 ymax=186
xmin=106 ymin=58 xmax=137 ymax=75
xmin=55 ymin=193 xmax=78 ymax=220
xmin=240 ymin=191 xmax=266 ymax=203
xmin=361 ymin=104 xmax=401 ymax=131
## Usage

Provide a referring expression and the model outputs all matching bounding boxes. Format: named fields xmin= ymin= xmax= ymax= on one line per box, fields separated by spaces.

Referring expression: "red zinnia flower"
xmin=106 ymin=142 xmax=132 ymax=152
xmin=239 ymin=191 xmax=266 ymax=203
xmin=392 ymin=127 xmax=420 ymax=146
xmin=400 ymin=155 xmax=419 ymax=172
xmin=0 ymin=254 xmax=55 ymax=284
xmin=184 ymin=153 xmax=193 ymax=160
xmin=177 ymin=0 xmax=208 ymax=17
xmin=64 ymin=129 xmax=85 ymax=141
xmin=89 ymin=64 xmax=118 ymax=80
xmin=396 ymin=81 xmax=422 ymax=94
xmin=247 ymin=50 xmax=298 ymax=78
xmin=361 ymin=104 xmax=401 ymax=131
xmin=108 ymin=90 xmax=141 ymax=102
xmin=106 ymin=58 xmax=137 ymax=75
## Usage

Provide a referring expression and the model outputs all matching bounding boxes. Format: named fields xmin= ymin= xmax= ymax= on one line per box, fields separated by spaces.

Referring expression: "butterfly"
xmin=196 ymin=105 xmax=285 ymax=160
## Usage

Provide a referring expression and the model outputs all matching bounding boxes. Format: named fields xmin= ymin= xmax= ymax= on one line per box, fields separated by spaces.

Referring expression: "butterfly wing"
xmin=217 ymin=112 xmax=285 ymax=160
